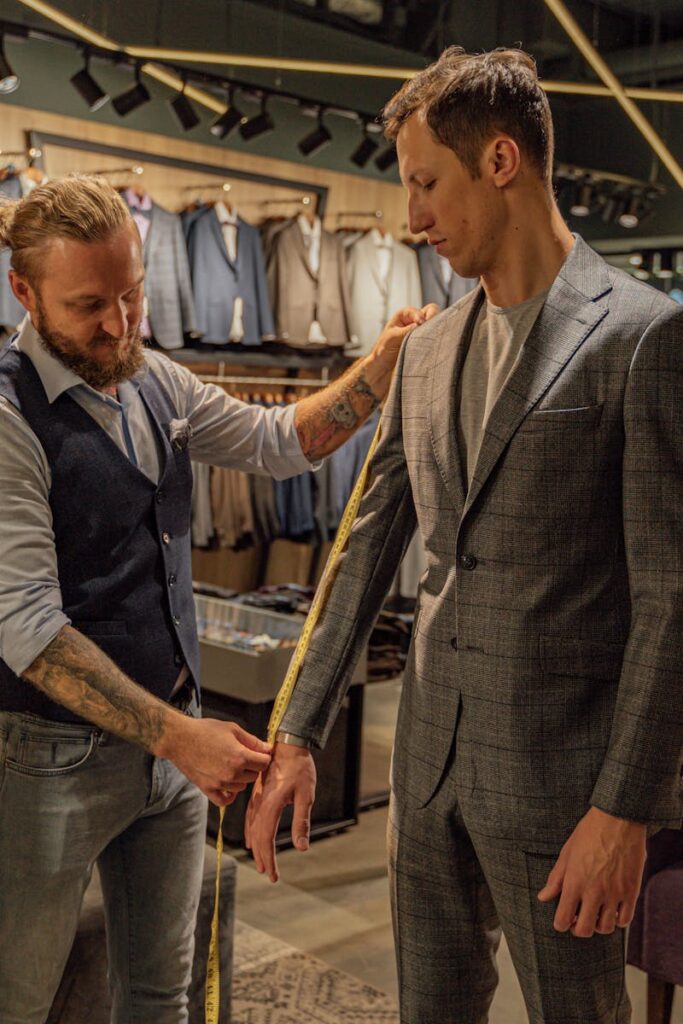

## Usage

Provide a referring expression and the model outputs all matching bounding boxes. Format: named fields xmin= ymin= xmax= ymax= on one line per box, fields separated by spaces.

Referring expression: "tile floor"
xmin=230 ymin=679 xmax=681 ymax=1024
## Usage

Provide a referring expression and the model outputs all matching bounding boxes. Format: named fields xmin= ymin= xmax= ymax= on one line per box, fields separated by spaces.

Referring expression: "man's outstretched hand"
xmin=245 ymin=742 xmax=317 ymax=882
xmin=537 ymin=805 xmax=647 ymax=937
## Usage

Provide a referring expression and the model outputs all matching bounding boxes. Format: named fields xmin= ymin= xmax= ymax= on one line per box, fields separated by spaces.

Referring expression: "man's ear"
xmin=483 ymin=137 xmax=521 ymax=189
xmin=8 ymin=270 xmax=37 ymax=314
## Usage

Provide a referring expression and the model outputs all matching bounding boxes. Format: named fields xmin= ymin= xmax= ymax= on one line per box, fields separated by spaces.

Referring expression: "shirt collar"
xmin=370 ymin=227 xmax=393 ymax=248
xmin=297 ymin=213 xmax=321 ymax=240
xmin=215 ymin=200 xmax=238 ymax=226
xmin=13 ymin=316 xmax=147 ymax=405
xmin=123 ymin=188 xmax=152 ymax=212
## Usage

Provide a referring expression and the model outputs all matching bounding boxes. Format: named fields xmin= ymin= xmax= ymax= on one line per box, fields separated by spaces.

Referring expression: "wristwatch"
xmin=275 ymin=730 xmax=312 ymax=749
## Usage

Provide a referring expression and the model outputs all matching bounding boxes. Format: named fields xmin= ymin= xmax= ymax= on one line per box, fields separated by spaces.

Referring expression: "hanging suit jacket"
xmin=415 ymin=241 xmax=478 ymax=310
xmin=187 ymin=208 xmax=274 ymax=346
xmin=137 ymin=202 xmax=199 ymax=351
xmin=280 ymin=235 xmax=683 ymax=847
xmin=266 ymin=218 xmax=352 ymax=347
xmin=0 ymin=175 xmax=26 ymax=332
xmin=346 ymin=232 xmax=422 ymax=355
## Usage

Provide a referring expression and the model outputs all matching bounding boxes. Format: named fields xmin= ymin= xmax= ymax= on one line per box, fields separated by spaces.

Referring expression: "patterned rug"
xmin=232 ymin=921 xmax=399 ymax=1023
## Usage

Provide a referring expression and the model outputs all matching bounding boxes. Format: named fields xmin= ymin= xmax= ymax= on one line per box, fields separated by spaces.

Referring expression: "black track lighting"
xmin=350 ymin=124 xmax=379 ymax=168
xmin=569 ymin=181 xmax=593 ymax=217
xmin=211 ymin=88 xmax=244 ymax=139
xmin=374 ymin=144 xmax=398 ymax=172
xmin=0 ymin=34 xmax=19 ymax=94
xmin=169 ymin=81 xmax=200 ymax=132
xmin=240 ymin=96 xmax=274 ymax=141
xmin=298 ymin=110 xmax=332 ymax=158
xmin=653 ymin=251 xmax=674 ymax=279
xmin=70 ymin=53 xmax=109 ymax=112
xmin=112 ymin=66 xmax=151 ymax=117
xmin=618 ymin=193 xmax=641 ymax=229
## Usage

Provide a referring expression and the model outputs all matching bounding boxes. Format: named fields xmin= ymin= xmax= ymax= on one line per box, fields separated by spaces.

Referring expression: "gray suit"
xmin=143 ymin=203 xmax=198 ymax=350
xmin=266 ymin=218 xmax=352 ymax=347
xmin=415 ymin=240 xmax=478 ymax=310
xmin=281 ymin=237 xmax=683 ymax=1023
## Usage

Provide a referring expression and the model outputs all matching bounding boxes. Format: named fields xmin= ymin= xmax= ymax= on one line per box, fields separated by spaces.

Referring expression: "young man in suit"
xmin=246 ymin=46 xmax=683 ymax=1023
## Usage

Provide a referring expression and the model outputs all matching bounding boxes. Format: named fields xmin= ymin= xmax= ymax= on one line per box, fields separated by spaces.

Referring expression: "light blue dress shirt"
xmin=0 ymin=317 xmax=314 ymax=676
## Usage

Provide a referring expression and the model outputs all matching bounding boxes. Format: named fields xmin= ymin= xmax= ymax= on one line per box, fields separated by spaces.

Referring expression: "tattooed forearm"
xmin=22 ymin=625 xmax=171 ymax=751
xmin=295 ymin=360 xmax=383 ymax=461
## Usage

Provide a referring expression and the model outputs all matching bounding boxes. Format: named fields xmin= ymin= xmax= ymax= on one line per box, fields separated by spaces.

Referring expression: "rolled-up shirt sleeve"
xmin=0 ymin=399 xmax=69 ymax=676
xmin=148 ymin=353 xmax=319 ymax=480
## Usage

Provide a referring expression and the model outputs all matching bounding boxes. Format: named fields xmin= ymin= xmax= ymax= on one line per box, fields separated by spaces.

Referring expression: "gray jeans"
xmin=0 ymin=702 xmax=208 ymax=1024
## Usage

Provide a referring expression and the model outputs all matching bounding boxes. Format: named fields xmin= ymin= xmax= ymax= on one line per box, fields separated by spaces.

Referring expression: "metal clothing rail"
xmin=196 ymin=374 xmax=330 ymax=388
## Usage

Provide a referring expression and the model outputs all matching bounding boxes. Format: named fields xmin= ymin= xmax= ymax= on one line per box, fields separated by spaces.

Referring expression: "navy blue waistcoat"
xmin=0 ymin=341 xmax=199 ymax=723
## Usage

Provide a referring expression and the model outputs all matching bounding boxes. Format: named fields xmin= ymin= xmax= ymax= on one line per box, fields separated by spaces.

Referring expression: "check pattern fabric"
xmin=281 ymin=236 xmax=683 ymax=1022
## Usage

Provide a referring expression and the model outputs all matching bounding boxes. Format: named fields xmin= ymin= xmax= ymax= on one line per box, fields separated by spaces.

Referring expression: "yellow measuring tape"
xmin=205 ymin=417 xmax=383 ymax=1024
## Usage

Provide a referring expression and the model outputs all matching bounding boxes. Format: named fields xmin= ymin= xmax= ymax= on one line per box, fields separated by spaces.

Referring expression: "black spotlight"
xmin=211 ymin=88 xmax=244 ymax=139
xmin=239 ymin=96 xmax=274 ymax=141
xmin=298 ymin=110 xmax=332 ymax=158
xmin=375 ymin=144 xmax=398 ymax=172
xmin=70 ymin=54 xmax=109 ymax=112
xmin=0 ymin=34 xmax=19 ymax=94
xmin=169 ymin=81 xmax=200 ymax=132
xmin=112 ymin=66 xmax=151 ymax=117
xmin=618 ymin=193 xmax=641 ymax=229
xmin=569 ymin=180 xmax=593 ymax=217
xmin=351 ymin=125 xmax=379 ymax=168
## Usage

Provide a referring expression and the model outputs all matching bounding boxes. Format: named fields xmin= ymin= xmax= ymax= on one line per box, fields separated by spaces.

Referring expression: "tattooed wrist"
xmin=351 ymin=373 xmax=380 ymax=410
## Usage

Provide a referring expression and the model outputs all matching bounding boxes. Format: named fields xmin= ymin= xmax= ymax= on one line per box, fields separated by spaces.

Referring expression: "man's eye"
xmin=424 ymin=179 xmax=437 ymax=191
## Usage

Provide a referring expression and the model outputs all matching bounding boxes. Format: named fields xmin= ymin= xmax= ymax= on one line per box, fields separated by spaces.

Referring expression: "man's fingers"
xmin=420 ymin=302 xmax=440 ymax=321
xmin=233 ymin=724 xmax=273 ymax=756
xmin=571 ymin=895 xmax=602 ymax=939
xmin=291 ymin=789 xmax=313 ymax=852
xmin=239 ymin=747 xmax=273 ymax=773
xmin=616 ymin=896 xmax=637 ymax=928
xmin=595 ymin=902 xmax=620 ymax=936
xmin=537 ymin=861 xmax=564 ymax=902
xmin=553 ymin=886 xmax=581 ymax=932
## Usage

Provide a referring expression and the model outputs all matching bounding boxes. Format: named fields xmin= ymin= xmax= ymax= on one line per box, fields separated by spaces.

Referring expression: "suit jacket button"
xmin=174 ymin=653 xmax=183 ymax=666
xmin=450 ymin=637 xmax=458 ymax=651
xmin=460 ymin=553 xmax=477 ymax=570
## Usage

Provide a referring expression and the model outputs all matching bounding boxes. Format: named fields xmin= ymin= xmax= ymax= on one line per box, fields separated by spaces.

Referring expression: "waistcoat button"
xmin=173 ymin=614 xmax=181 ymax=626
xmin=162 ymin=531 xmax=171 ymax=545
xmin=168 ymin=574 xmax=177 ymax=586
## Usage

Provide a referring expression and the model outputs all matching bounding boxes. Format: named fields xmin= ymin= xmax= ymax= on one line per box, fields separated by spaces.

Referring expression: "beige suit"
xmin=265 ymin=218 xmax=352 ymax=347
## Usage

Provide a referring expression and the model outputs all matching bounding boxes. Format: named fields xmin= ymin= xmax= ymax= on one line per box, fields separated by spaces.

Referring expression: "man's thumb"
xmin=235 ymin=726 xmax=272 ymax=755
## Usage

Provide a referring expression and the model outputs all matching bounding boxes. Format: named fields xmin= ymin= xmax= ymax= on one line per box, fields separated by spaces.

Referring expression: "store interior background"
xmin=1 ymin=1 xmax=682 ymax=1021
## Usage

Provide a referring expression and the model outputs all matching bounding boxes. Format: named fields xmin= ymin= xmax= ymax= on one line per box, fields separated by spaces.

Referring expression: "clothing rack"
xmin=335 ymin=209 xmax=383 ymax=220
xmin=94 ymin=165 xmax=144 ymax=177
xmin=0 ymin=147 xmax=42 ymax=161
xmin=197 ymin=373 xmax=330 ymax=388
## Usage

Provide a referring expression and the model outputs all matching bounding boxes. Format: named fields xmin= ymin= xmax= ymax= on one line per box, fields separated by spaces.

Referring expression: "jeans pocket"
xmin=7 ymin=726 xmax=98 ymax=777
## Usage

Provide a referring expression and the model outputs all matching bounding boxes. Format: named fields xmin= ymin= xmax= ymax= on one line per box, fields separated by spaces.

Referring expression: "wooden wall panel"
xmin=0 ymin=102 xmax=412 ymax=237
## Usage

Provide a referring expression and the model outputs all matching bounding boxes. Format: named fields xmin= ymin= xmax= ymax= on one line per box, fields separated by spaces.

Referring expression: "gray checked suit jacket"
xmin=143 ymin=204 xmax=198 ymax=350
xmin=281 ymin=236 xmax=683 ymax=846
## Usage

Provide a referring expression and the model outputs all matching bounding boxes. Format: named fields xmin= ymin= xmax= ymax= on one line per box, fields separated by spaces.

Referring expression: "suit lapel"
xmin=429 ymin=287 xmax=485 ymax=510
xmin=462 ymin=237 xmax=612 ymax=518
xmin=209 ymin=209 xmax=237 ymax=275
xmin=290 ymin=220 xmax=318 ymax=283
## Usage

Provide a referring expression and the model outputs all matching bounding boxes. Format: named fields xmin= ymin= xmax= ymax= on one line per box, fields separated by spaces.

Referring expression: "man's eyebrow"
xmin=65 ymin=275 xmax=145 ymax=301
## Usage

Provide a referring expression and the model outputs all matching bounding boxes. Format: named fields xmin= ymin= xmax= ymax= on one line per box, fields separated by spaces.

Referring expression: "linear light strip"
xmin=13 ymin=0 xmax=683 ymax=140
xmin=543 ymin=0 xmax=683 ymax=190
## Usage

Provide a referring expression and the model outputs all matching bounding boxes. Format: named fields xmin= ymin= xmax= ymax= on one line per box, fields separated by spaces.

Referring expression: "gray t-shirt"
xmin=457 ymin=289 xmax=549 ymax=486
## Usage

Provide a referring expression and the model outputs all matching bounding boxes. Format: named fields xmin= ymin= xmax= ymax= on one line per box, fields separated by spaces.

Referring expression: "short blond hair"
xmin=0 ymin=174 xmax=134 ymax=285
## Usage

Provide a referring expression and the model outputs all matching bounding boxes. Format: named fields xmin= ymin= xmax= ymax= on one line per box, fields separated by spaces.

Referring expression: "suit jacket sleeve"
xmin=279 ymin=342 xmax=417 ymax=746
xmin=172 ymin=215 xmax=199 ymax=336
xmin=590 ymin=304 xmax=683 ymax=827
xmin=250 ymin=227 xmax=276 ymax=339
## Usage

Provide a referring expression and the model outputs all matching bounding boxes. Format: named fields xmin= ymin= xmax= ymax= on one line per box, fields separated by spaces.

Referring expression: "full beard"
xmin=34 ymin=303 xmax=146 ymax=391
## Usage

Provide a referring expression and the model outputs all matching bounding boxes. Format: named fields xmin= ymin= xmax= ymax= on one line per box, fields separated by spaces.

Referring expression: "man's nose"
xmin=101 ymin=302 xmax=128 ymax=339
xmin=408 ymin=195 xmax=433 ymax=236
